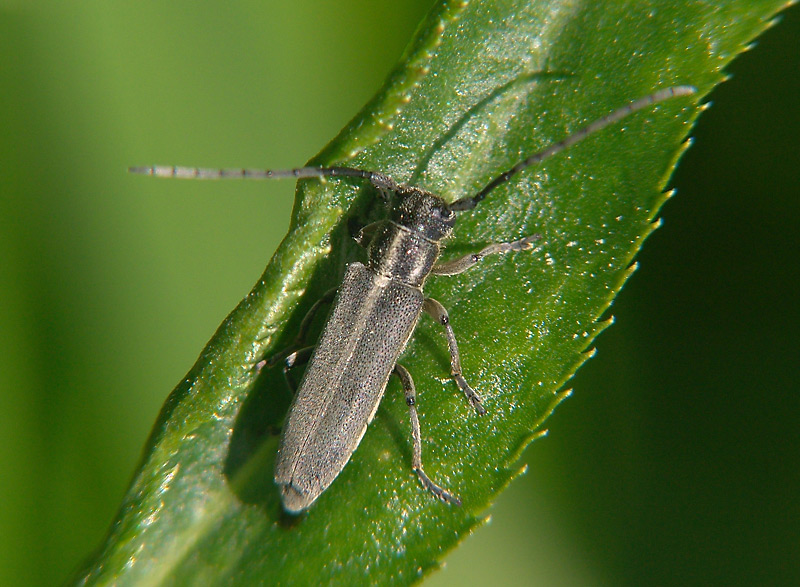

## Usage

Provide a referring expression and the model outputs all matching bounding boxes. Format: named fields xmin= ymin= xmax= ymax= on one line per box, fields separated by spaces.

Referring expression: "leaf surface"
xmin=75 ymin=0 xmax=792 ymax=584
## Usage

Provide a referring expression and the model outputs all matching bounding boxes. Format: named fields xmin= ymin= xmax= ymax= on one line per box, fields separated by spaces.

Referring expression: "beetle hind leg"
xmin=393 ymin=363 xmax=461 ymax=506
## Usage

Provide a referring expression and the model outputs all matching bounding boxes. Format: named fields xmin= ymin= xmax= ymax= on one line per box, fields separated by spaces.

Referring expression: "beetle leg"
xmin=422 ymin=297 xmax=487 ymax=415
xmin=352 ymin=221 xmax=383 ymax=248
xmin=266 ymin=287 xmax=337 ymax=367
xmin=281 ymin=346 xmax=314 ymax=394
xmin=430 ymin=234 xmax=540 ymax=276
xmin=393 ymin=363 xmax=461 ymax=506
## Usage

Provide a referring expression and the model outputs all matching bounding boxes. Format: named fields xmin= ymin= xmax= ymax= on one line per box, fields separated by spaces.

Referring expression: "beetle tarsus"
xmin=415 ymin=467 xmax=461 ymax=506
xmin=455 ymin=374 xmax=487 ymax=415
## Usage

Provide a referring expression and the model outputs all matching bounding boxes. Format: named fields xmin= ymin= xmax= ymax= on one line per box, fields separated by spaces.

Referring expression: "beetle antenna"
xmin=128 ymin=164 xmax=402 ymax=192
xmin=449 ymin=85 xmax=697 ymax=211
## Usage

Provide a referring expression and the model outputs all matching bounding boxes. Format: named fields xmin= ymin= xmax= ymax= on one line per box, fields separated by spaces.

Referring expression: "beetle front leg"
xmin=393 ymin=363 xmax=461 ymax=506
xmin=353 ymin=221 xmax=383 ymax=248
xmin=431 ymin=234 xmax=540 ymax=276
xmin=422 ymin=297 xmax=486 ymax=415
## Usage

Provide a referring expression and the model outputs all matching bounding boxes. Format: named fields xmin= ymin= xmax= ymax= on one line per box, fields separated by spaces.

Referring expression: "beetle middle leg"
xmin=431 ymin=234 xmax=540 ymax=276
xmin=266 ymin=287 xmax=337 ymax=368
xmin=423 ymin=297 xmax=486 ymax=416
xmin=265 ymin=288 xmax=337 ymax=394
xmin=280 ymin=346 xmax=315 ymax=393
xmin=393 ymin=363 xmax=461 ymax=506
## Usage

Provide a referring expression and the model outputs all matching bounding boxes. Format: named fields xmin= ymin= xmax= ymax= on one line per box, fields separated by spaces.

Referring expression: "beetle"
xmin=131 ymin=84 xmax=695 ymax=512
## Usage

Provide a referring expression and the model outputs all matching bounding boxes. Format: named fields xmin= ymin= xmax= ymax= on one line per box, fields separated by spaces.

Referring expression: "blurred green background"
xmin=1 ymin=1 xmax=797 ymax=585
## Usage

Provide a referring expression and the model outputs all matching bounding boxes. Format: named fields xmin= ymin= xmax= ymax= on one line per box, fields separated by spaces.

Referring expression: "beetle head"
xmin=390 ymin=187 xmax=456 ymax=241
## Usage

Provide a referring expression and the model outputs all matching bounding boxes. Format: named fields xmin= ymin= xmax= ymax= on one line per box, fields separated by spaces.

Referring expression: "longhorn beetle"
xmin=131 ymin=85 xmax=696 ymax=512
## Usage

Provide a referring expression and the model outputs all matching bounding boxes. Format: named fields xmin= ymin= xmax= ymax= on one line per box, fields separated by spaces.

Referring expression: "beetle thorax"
xmin=366 ymin=187 xmax=456 ymax=287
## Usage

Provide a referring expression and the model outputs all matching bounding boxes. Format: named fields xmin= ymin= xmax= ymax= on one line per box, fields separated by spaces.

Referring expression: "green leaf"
xmin=74 ymin=0 xmax=792 ymax=584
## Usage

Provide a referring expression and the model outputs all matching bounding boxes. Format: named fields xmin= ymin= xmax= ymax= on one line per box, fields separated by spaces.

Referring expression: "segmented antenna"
xmin=128 ymin=165 xmax=402 ymax=192
xmin=449 ymin=85 xmax=696 ymax=211
xmin=130 ymin=85 xmax=695 ymax=210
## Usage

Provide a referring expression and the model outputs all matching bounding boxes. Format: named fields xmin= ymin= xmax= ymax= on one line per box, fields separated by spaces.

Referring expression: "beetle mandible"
xmin=132 ymin=85 xmax=696 ymax=512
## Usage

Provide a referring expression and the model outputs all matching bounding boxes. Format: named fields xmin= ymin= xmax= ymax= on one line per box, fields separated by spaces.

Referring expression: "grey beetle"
xmin=131 ymin=85 xmax=695 ymax=512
